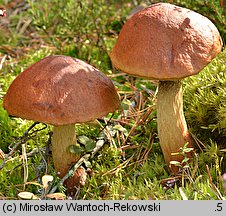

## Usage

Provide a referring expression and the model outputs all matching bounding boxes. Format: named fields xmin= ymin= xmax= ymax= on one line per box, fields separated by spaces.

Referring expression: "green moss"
xmin=0 ymin=0 xmax=225 ymax=200
xmin=184 ymin=50 xmax=226 ymax=148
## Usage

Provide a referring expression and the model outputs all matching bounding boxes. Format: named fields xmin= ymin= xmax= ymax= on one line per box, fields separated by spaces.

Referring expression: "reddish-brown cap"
xmin=3 ymin=55 xmax=120 ymax=126
xmin=110 ymin=3 xmax=223 ymax=80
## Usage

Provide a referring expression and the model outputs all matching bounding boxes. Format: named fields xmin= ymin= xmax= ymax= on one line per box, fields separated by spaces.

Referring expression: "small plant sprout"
xmin=110 ymin=3 xmax=223 ymax=173
xmin=3 ymin=55 xmax=120 ymax=194
xmin=169 ymin=142 xmax=194 ymax=171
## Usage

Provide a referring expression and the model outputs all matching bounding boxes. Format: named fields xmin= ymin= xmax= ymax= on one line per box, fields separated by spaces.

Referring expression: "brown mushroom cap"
xmin=3 ymin=55 xmax=120 ymax=126
xmin=110 ymin=3 xmax=222 ymax=80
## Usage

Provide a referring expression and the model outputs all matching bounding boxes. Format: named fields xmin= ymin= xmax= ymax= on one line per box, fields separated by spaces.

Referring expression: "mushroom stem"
xmin=52 ymin=124 xmax=87 ymax=193
xmin=52 ymin=124 xmax=79 ymax=179
xmin=157 ymin=80 xmax=194 ymax=173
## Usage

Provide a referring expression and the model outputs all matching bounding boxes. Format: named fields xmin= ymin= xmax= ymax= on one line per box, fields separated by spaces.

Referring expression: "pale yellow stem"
xmin=157 ymin=81 xmax=194 ymax=173
xmin=52 ymin=124 xmax=79 ymax=178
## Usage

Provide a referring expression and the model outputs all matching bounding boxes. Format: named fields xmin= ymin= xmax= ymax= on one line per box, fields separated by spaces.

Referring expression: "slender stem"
xmin=157 ymin=81 xmax=194 ymax=173
xmin=21 ymin=143 xmax=28 ymax=189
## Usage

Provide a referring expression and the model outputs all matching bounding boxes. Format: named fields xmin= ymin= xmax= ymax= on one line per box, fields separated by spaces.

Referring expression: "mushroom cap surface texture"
xmin=3 ymin=55 xmax=120 ymax=126
xmin=110 ymin=3 xmax=222 ymax=80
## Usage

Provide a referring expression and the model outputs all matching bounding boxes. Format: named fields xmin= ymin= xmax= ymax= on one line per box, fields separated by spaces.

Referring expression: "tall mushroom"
xmin=110 ymin=3 xmax=222 ymax=173
xmin=3 ymin=55 xmax=120 ymax=192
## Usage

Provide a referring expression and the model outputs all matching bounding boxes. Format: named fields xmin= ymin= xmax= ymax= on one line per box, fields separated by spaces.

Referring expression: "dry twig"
xmin=206 ymin=164 xmax=224 ymax=200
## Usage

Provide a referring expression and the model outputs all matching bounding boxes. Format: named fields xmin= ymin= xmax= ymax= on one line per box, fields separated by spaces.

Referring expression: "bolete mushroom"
xmin=110 ymin=3 xmax=222 ymax=172
xmin=3 ymin=55 xmax=120 ymax=192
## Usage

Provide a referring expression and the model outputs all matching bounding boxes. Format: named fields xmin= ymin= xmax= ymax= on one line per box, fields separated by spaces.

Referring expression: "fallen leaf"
xmin=46 ymin=193 xmax=66 ymax=200
xmin=42 ymin=175 xmax=53 ymax=189
xmin=18 ymin=192 xmax=39 ymax=200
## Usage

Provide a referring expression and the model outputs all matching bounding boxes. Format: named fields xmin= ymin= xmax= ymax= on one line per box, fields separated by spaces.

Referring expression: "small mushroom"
xmin=110 ymin=3 xmax=222 ymax=173
xmin=3 ymin=55 xmax=120 ymax=192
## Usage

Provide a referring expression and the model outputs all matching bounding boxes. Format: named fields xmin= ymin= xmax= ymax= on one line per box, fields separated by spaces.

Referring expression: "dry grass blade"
xmin=0 ymin=55 xmax=7 ymax=70
xmin=191 ymin=153 xmax=199 ymax=179
xmin=122 ymin=106 xmax=154 ymax=146
xmin=206 ymin=164 xmax=224 ymax=200
xmin=190 ymin=132 xmax=206 ymax=152
xmin=3 ymin=147 xmax=45 ymax=171
xmin=21 ymin=144 xmax=28 ymax=189
xmin=137 ymin=130 xmax=154 ymax=162
xmin=0 ymin=137 xmax=29 ymax=170
xmin=179 ymin=187 xmax=188 ymax=200
xmin=0 ymin=148 xmax=5 ymax=159
xmin=103 ymin=153 xmax=135 ymax=176
xmin=0 ymin=122 xmax=46 ymax=170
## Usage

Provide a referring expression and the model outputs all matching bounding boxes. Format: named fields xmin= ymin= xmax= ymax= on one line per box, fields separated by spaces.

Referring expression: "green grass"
xmin=0 ymin=0 xmax=226 ymax=200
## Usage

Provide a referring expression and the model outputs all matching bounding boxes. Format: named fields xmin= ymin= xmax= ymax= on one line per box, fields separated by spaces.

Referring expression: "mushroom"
xmin=110 ymin=3 xmax=222 ymax=173
xmin=3 ymin=55 xmax=120 ymax=192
